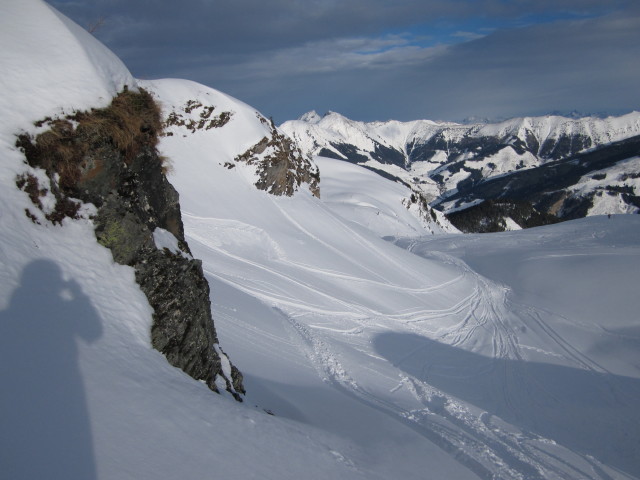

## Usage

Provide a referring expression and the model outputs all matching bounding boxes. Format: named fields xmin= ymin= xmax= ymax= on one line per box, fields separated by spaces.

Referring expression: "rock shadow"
xmin=373 ymin=332 xmax=640 ymax=478
xmin=0 ymin=259 xmax=102 ymax=479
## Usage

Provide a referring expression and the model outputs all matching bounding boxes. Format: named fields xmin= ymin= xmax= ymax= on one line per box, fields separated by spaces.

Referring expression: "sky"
xmin=50 ymin=0 xmax=640 ymax=123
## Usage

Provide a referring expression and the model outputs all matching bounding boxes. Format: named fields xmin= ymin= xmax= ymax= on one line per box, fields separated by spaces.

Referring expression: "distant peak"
xmin=459 ymin=116 xmax=497 ymax=125
xmin=299 ymin=110 xmax=322 ymax=123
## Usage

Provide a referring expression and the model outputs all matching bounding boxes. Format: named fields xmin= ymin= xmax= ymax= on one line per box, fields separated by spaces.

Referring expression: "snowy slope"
xmin=0 ymin=2 xmax=377 ymax=479
xmin=0 ymin=0 xmax=136 ymax=137
xmin=2 ymin=2 xmax=640 ymax=480
xmin=571 ymin=157 xmax=640 ymax=215
xmin=314 ymin=156 xmax=458 ymax=235
xmin=151 ymin=76 xmax=640 ymax=478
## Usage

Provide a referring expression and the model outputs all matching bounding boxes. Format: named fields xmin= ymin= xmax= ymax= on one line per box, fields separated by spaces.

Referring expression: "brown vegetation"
xmin=15 ymin=87 xmax=163 ymax=221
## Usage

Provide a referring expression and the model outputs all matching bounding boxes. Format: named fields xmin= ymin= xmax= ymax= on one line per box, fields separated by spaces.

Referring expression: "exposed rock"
xmin=403 ymin=189 xmax=446 ymax=231
xmin=442 ymin=135 xmax=640 ymax=221
xmin=15 ymin=88 xmax=244 ymax=400
xmin=162 ymin=99 xmax=233 ymax=134
xmin=235 ymin=117 xmax=320 ymax=198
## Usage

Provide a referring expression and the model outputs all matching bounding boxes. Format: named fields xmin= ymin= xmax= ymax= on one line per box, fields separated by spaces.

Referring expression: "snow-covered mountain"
xmin=281 ymin=111 xmax=640 ymax=224
xmin=2 ymin=2 xmax=640 ymax=480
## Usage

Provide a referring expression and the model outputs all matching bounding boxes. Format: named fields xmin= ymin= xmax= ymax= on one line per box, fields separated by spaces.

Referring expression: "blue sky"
xmin=51 ymin=0 xmax=640 ymax=123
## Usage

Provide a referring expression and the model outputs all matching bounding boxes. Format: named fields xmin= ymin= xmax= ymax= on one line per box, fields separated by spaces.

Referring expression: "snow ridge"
xmin=284 ymin=110 xmax=640 ymax=164
xmin=282 ymin=111 xmax=640 ymax=218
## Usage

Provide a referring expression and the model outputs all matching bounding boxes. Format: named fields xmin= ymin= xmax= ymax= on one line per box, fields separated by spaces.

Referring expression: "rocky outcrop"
xmin=402 ymin=189 xmax=456 ymax=233
xmin=235 ymin=116 xmax=320 ymax=198
xmin=162 ymin=99 xmax=233 ymax=134
xmin=15 ymin=88 xmax=244 ymax=400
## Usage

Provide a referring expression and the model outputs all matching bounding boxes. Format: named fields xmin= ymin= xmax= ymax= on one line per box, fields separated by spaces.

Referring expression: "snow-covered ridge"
xmin=282 ymin=110 xmax=640 ymax=220
xmin=142 ymin=78 xmax=319 ymax=198
xmin=282 ymin=110 xmax=640 ymax=165
xmin=0 ymin=2 xmax=358 ymax=478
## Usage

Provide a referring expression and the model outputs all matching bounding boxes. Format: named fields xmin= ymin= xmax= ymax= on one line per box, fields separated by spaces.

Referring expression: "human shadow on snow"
xmin=374 ymin=332 xmax=640 ymax=478
xmin=0 ymin=259 xmax=102 ymax=480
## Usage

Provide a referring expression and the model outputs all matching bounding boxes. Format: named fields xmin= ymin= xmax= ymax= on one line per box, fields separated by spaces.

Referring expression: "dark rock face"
xmin=324 ymin=140 xmax=406 ymax=168
xmin=446 ymin=200 xmax=559 ymax=233
xmin=371 ymin=143 xmax=405 ymax=166
xmin=16 ymin=89 xmax=244 ymax=400
xmin=539 ymin=134 xmax=592 ymax=160
xmin=136 ymin=248 xmax=244 ymax=397
xmin=403 ymin=189 xmax=449 ymax=229
xmin=406 ymin=131 xmax=594 ymax=166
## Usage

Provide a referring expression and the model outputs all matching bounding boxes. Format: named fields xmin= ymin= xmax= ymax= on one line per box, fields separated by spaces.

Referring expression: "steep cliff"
xmin=15 ymin=87 xmax=244 ymax=400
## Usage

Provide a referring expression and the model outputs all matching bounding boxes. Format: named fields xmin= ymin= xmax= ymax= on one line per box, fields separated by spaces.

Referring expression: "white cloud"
xmin=215 ymin=34 xmax=449 ymax=79
xmin=451 ymin=31 xmax=487 ymax=41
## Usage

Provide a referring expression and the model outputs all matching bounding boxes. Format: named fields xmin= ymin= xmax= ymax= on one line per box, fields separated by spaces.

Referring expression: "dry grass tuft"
xmin=74 ymin=87 xmax=162 ymax=165
xmin=16 ymin=87 xmax=167 ymax=222
xmin=17 ymin=87 xmax=164 ymax=191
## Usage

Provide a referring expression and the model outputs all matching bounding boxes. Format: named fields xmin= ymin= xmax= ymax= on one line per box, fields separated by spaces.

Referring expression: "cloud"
xmin=52 ymin=0 xmax=629 ymax=55
xmin=256 ymin=9 xmax=640 ymax=122
xmin=418 ymin=11 xmax=640 ymax=119
xmin=50 ymin=0 xmax=639 ymax=122
xmin=209 ymin=35 xmax=448 ymax=79
xmin=451 ymin=31 xmax=487 ymax=41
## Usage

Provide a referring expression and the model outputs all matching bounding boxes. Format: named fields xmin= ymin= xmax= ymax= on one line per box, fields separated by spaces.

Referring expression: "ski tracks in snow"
xmin=275 ymin=247 xmax=624 ymax=479
xmin=185 ymin=212 xmax=629 ymax=479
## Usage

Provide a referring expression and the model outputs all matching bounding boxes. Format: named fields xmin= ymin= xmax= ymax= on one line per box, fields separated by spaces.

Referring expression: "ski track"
xmin=330 ymin=273 xmax=614 ymax=477
xmin=267 ymin=197 xmax=438 ymax=286
xmin=187 ymin=213 xmax=627 ymax=479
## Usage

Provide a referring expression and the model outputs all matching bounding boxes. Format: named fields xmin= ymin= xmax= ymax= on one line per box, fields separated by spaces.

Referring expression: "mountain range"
xmin=282 ymin=111 xmax=640 ymax=230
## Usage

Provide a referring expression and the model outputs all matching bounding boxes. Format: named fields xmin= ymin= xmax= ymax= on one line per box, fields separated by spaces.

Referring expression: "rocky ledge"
xmin=15 ymin=87 xmax=244 ymax=400
xmin=235 ymin=115 xmax=320 ymax=198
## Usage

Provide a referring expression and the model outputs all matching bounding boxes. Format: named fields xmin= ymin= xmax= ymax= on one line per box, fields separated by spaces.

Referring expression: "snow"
xmin=0 ymin=3 xmax=372 ymax=479
xmin=316 ymin=157 xmax=455 ymax=236
xmin=570 ymin=157 xmax=640 ymax=216
xmin=0 ymin=0 xmax=136 ymax=138
xmin=152 ymin=227 xmax=192 ymax=258
xmin=281 ymin=109 xmax=640 ymax=199
xmin=361 ymin=159 xmax=442 ymax=200
xmin=503 ymin=217 xmax=522 ymax=230
xmin=299 ymin=110 xmax=323 ymax=123
xmin=284 ymin=110 xmax=640 ymax=163
xmin=2 ymin=2 xmax=640 ymax=480
xmin=470 ymin=147 xmax=538 ymax=179
xmin=155 ymin=76 xmax=640 ymax=478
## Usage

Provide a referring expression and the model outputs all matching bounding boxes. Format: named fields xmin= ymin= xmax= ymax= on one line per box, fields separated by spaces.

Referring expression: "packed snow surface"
xmin=314 ymin=156 xmax=458 ymax=236
xmin=1 ymin=2 xmax=640 ymax=479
